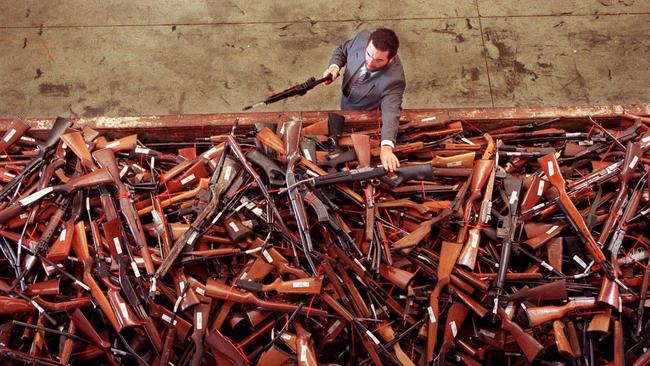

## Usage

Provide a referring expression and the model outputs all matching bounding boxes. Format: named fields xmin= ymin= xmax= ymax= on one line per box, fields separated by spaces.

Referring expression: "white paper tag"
xmin=619 ymin=296 xmax=623 ymax=313
xmin=505 ymin=302 xmax=515 ymax=316
xmin=605 ymin=163 xmax=618 ymax=174
xmin=537 ymin=180 xmax=545 ymax=196
xmin=532 ymin=203 xmax=545 ymax=211
xmin=366 ymin=330 xmax=381 ymax=345
xmin=135 ymin=146 xmax=150 ymax=155
xmin=547 ymin=161 xmax=555 ymax=176
xmin=187 ymin=231 xmax=198 ymax=245
xmin=370 ymin=303 xmax=377 ymax=319
xmin=262 ymin=250 xmax=273 ymax=263
xmin=240 ymin=272 xmax=248 ymax=280
xmin=446 ymin=161 xmax=462 ymax=168
xmin=173 ymin=296 xmax=183 ymax=313
xmin=546 ymin=225 xmax=559 ymax=235
xmin=19 ymin=186 xmax=53 ymax=206
xmin=3 ymin=171 xmax=15 ymax=178
xmin=450 ymin=321 xmax=458 ymax=338
xmin=180 ymin=174 xmax=195 ymax=185
xmin=480 ymin=329 xmax=496 ymax=338
xmin=106 ymin=140 xmax=121 ymax=149
xmin=541 ymin=261 xmax=554 ymax=271
xmin=131 ymin=261 xmax=141 ymax=278
xmin=59 ymin=229 xmax=67 ymax=242
xmin=19 ymin=213 xmax=28 ymax=219
xmin=151 ymin=209 xmax=162 ymax=224
xmin=31 ymin=300 xmax=46 ymax=314
xmin=20 ymin=136 xmax=36 ymax=143
xmin=75 ymin=280 xmax=90 ymax=291
xmin=196 ymin=287 xmax=205 ymax=296
xmin=280 ymin=333 xmax=291 ymax=341
xmin=196 ymin=312 xmax=203 ymax=330
xmin=119 ymin=302 xmax=129 ymax=317
xmin=135 ymin=257 xmax=145 ymax=264
xmin=573 ymin=255 xmax=587 ymax=269
xmin=161 ymin=314 xmax=178 ymax=325
xmin=113 ymin=237 xmax=122 ymax=254
xmin=292 ymin=281 xmax=310 ymax=288
xmin=203 ymin=146 xmax=218 ymax=159
xmin=228 ymin=221 xmax=240 ymax=232
xmin=119 ymin=165 xmax=129 ymax=178
xmin=279 ymin=123 xmax=286 ymax=134
xmin=469 ymin=231 xmax=479 ymax=248
xmin=428 ymin=306 xmax=436 ymax=323
xmin=354 ymin=258 xmax=367 ymax=272
xmin=520 ymin=303 xmax=527 ymax=311
xmin=223 ymin=165 xmax=233 ymax=180
xmin=3 ymin=129 xmax=16 ymax=142
xmin=328 ymin=320 xmax=341 ymax=335
xmin=299 ymin=343 xmax=308 ymax=360
xmin=509 ymin=190 xmax=519 ymax=205
xmin=302 ymin=148 xmax=313 ymax=161
xmin=629 ymin=156 xmax=639 ymax=170
xmin=461 ymin=137 xmax=476 ymax=145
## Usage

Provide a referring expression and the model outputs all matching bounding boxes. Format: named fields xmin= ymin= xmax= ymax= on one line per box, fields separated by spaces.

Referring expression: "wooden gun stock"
xmin=237 ymin=276 xmax=323 ymax=295
xmin=0 ymin=118 xmax=30 ymax=152
xmin=538 ymin=154 xmax=609 ymax=266
xmin=525 ymin=297 xmax=597 ymax=326
xmin=71 ymin=221 xmax=122 ymax=332
xmin=70 ymin=309 xmax=119 ymax=366
xmin=507 ymin=279 xmax=568 ymax=302
xmin=205 ymin=278 xmax=327 ymax=317
xmin=95 ymin=134 xmax=137 ymax=152
xmin=497 ymin=307 xmax=543 ymax=362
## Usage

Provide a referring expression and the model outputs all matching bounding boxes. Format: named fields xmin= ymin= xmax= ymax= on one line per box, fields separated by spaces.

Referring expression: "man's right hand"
xmin=323 ymin=65 xmax=340 ymax=84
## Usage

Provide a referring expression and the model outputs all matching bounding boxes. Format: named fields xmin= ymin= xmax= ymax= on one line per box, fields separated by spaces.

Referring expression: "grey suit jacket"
xmin=329 ymin=30 xmax=406 ymax=144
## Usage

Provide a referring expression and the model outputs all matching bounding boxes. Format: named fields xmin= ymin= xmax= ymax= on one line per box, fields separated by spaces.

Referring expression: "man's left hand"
xmin=380 ymin=145 xmax=400 ymax=173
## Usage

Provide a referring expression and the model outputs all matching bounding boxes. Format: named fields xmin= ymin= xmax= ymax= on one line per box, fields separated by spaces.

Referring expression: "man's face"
xmin=364 ymin=40 xmax=393 ymax=72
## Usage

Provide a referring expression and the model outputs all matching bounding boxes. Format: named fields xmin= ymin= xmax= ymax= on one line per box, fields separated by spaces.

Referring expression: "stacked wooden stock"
xmin=0 ymin=113 xmax=650 ymax=365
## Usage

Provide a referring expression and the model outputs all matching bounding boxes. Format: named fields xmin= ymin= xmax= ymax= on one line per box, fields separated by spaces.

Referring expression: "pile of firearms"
xmin=0 ymin=112 xmax=649 ymax=365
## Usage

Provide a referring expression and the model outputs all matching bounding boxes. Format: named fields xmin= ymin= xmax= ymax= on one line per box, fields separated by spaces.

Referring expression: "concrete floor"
xmin=0 ymin=1 xmax=648 ymax=119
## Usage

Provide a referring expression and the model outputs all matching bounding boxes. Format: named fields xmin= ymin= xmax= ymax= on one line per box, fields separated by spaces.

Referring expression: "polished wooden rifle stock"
xmin=525 ymin=297 xmax=597 ymax=326
xmin=497 ymin=307 xmax=543 ymax=362
xmin=95 ymin=134 xmax=137 ymax=152
xmin=351 ymin=133 xmax=375 ymax=245
xmin=427 ymin=241 xmax=463 ymax=362
xmin=70 ymin=221 xmax=122 ymax=332
xmin=538 ymin=154 xmax=610 ymax=270
xmin=205 ymin=278 xmax=327 ymax=317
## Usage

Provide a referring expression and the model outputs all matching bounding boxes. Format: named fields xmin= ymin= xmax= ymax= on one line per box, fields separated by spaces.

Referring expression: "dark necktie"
xmin=349 ymin=71 xmax=370 ymax=93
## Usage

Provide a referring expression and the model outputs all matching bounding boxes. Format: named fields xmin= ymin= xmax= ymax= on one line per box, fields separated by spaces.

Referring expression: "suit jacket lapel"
xmin=344 ymin=49 xmax=365 ymax=91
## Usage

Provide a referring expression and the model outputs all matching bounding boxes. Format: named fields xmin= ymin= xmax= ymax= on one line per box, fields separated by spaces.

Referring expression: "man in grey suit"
xmin=323 ymin=27 xmax=405 ymax=172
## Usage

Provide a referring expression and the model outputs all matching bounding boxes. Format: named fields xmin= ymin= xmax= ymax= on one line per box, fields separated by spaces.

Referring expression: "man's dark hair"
xmin=369 ymin=28 xmax=399 ymax=58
